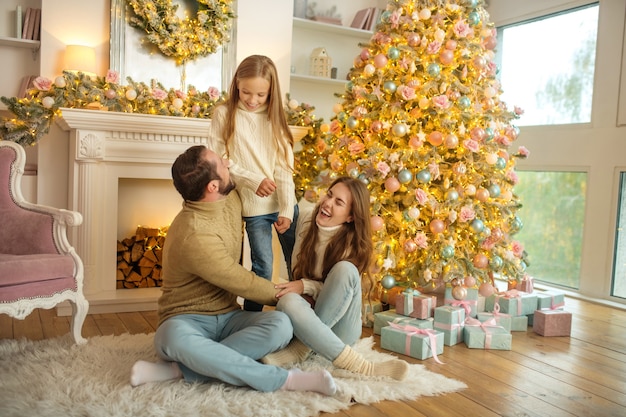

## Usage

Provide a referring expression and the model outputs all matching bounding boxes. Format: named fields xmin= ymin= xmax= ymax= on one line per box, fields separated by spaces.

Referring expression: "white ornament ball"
xmin=54 ymin=76 xmax=66 ymax=88
xmin=125 ymin=89 xmax=137 ymax=101
xmin=288 ymin=99 xmax=299 ymax=109
xmin=172 ymin=98 xmax=184 ymax=109
xmin=41 ymin=96 xmax=55 ymax=109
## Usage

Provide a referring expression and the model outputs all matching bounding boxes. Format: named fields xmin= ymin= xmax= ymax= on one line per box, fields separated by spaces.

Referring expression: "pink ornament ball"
xmin=475 ymin=188 xmax=490 ymax=202
xmin=429 ymin=219 xmax=445 ymax=234
xmin=384 ymin=177 xmax=401 ymax=193
xmin=191 ymin=104 xmax=201 ymax=114
xmin=371 ymin=215 xmax=384 ymax=231
xmin=374 ymin=53 xmax=388 ymax=69
xmin=484 ymin=36 xmax=497 ymax=50
xmin=427 ymin=131 xmax=443 ymax=146
xmin=479 ymin=282 xmax=495 ymax=297
xmin=451 ymin=285 xmax=467 ymax=300
xmin=473 ymin=253 xmax=489 ymax=269
xmin=445 ymin=39 xmax=458 ymax=50
xmin=371 ymin=120 xmax=383 ymax=133
xmin=105 ymin=89 xmax=117 ymax=99
xmin=464 ymin=275 xmax=477 ymax=288
xmin=407 ymin=33 xmax=420 ymax=46
xmin=360 ymin=48 xmax=370 ymax=61
xmin=439 ymin=49 xmax=454 ymax=65
xmin=403 ymin=239 xmax=418 ymax=253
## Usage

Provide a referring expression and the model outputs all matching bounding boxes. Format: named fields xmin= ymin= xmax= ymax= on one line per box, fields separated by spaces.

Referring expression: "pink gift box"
xmin=395 ymin=290 xmax=436 ymax=319
xmin=533 ymin=309 xmax=572 ymax=336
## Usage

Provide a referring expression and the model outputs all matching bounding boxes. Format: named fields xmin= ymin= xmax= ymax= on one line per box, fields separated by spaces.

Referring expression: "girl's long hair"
xmin=221 ymin=55 xmax=293 ymax=166
xmin=292 ymin=177 xmax=375 ymax=296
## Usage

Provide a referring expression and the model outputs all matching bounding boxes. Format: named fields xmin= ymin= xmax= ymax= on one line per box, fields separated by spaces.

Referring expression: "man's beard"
xmin=218 ymin=177 xmax=236 ymax=196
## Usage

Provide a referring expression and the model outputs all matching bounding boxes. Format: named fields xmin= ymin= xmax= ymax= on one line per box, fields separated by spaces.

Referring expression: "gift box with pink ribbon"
xmin=476 ymin=302 xmax=512 ymax=332
xmin=444 ymin=286 xmax=479 ymax=318
xmin=380 ymin=322 xmax=444 ymax=361
xmin=433 ymin=305 xmax=466 ymax=346
xmin=510 ymin=314 xmax=528 ymax=331
xmin=463 ymin=317 xmax=512 ymax=350
xmin=535 ymin=290 xmax=565 ymax=311
xmin=507 ymin=275 xmax=534 ymax=293
xmin=485 ymin=290 xmax=537 ymax=316
xmin=373 ymin=309 xmax=434 ymax=335
xmin=533 ymin=309 xmax=572 ymax=336
xmin=395 ymin=289 xmax=437 ymax=319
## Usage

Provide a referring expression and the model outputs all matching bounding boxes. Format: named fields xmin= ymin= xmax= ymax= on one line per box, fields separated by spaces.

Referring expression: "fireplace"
xmin=57 ymin=108 xmax=307 ymax=314
xmin=56 ymin=108 xmax=211 ymax=313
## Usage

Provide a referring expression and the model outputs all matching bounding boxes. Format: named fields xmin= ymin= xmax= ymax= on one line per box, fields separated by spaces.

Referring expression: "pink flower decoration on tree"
xmin=453 ymin=19 xmax=473 ymax=38
xmin=105 ymin=70 xmax=120 ymax=84
xmin=207 ymin=86 xmax=220 ymax=101
xmin=377 ymin=161 xmax=391 ymax=177
xmin=511 ymin=240 xmax=525 ymax=258
xmin=415 ymin=188 xmax=428 ymax=205
xmin=152 ymin=88 xmax=167 ymax=100
xmin=463 ymin=139 xmax=480 ymax=153
xmin=459 ymin=206 xmax=476 ymax=222
xmin=414 ymin=232 xmax=428 ymax=249
xmin=33 ymin=76 xmax=52 ymax=91
xmin=432 ymin=95 xmax=449 ymax=109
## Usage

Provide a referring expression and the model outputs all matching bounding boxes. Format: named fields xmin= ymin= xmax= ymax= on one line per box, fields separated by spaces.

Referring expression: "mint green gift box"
xmin=510 ymin=314 xmax=529 ymax=331
xmin=433 ymin=305 xmax=465 ymax=346
xmin=361 ymin=300 xmax=383 ymax=328
xmin=477 ymin=311 xmax=512 ymax=332
xmin=381 ymin=325 xmax=444 ymax=360
xmin=536 ymin=291 xmax=565 ymax=311
xmin=463 ymin=319 xmax=512 ymax=350
xmin=485 ymin=291 xmax=537 ymax=316
xmin=373 ymin=309 xmax=433 ymax=335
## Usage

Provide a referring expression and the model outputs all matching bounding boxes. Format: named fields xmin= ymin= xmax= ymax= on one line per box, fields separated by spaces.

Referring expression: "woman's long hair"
xmin=292 ymin=177 xmax=374 ymax=291
xmin=220 ymin=55 xmax=293 ymax=165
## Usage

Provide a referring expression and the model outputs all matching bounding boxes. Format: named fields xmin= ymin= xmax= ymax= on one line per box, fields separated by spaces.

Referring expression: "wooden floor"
xmin=1 ymin=296 xmax=625 ymax=417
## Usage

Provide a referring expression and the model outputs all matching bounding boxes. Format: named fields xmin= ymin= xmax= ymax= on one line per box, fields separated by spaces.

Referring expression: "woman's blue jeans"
xmin=154 ymin=309 xmax=292 ymax=392
xmin=243 ymin=204 xmax=299 ymax=311
xmin=276 ymin=261 xmax=362 ymax=361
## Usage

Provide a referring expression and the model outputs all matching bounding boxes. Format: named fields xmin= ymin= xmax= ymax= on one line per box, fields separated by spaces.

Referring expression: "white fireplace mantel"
xmin=57 ymin=108 xmax=212 ymax=314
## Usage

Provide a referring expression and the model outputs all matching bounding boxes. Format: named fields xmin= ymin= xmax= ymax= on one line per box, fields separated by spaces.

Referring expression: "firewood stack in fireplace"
xmin=116 ymin=226 xmax=167 ymax=288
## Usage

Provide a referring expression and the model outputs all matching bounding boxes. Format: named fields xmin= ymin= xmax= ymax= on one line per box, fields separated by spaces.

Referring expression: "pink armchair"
xmin=0 ymin=140 xmax=88 ymax=344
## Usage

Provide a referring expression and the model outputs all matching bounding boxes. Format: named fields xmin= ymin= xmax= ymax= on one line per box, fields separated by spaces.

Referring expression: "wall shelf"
xmin=293 ymin=17 xmax=372 ymax=40
xmin=290 ymin=73 xmax=347 ymax=87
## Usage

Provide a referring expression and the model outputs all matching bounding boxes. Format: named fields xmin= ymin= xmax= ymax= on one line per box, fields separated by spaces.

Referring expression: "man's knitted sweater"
xmin=157 ymin=192 xmax=279 ymax=326
xmin=208 ymin=102 xmax=296 ymax=220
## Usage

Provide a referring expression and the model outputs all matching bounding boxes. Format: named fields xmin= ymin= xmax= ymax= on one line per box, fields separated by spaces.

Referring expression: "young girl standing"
xmin=209 ymin=55 xmax=298 ymax=311
xmin=263 ymin=177 xmax=410 ymax=381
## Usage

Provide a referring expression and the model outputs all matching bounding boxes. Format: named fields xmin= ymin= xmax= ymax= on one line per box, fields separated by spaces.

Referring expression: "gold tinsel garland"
xmin=126 ymin=0 xmax=236 ymax=64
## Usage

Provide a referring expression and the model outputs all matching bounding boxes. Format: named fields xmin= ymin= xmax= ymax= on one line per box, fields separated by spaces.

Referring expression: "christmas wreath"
xmin=126 ymin=0 xmax=236 ymax=64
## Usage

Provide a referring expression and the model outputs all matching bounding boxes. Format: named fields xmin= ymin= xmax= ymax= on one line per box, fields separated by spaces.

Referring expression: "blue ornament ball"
xmin=383 ymin=80 xmax=397 ymax=94
xmin=468 ymin=11 xmax=480 ymax=26
xmin=427 ymin=63 xmax=441 ymax=77
xmin=488 ymin=184 xmax=501 ymax=198
xmin=495 ymin=157 xmax=507 ymax=170
xmin=485 ymin=127 xmax=495 ymax=141
xmin=381 ymin=274 xmax=396 ymax=289
xmin=416 ymin=169 xmax=431 ymax=183
xmin=446 ymin=189 xmax=459 ymax=201
xmin=347 ymin=116 xmax=359 ymax=129
xmin=388 ymin=47 xmax=400 ymax=60
xmin=398 ymin=168 xmax=413 ymax=184
xmin=441 ymin=245 xmax=455 ymax=259
xmin=470 ymin=218 xmax=484 ymax=233
xmin=458 ymin=96 xmax=471 ymax=109
xmin=490 ymin=255 xmax=503 ymax=271
xmin=349 ymin=168 xmax=360 ymax=178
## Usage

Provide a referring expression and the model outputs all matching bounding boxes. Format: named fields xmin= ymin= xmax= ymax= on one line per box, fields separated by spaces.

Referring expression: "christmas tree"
xmin=294 ymin=0 xmax=529 ymax=299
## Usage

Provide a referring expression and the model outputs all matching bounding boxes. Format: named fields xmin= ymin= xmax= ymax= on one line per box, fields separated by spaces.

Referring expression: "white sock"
xmin=281 ymin=368 xmax=337 ymax=396
xmin=130 ymin=360 xmax=183 ymax=387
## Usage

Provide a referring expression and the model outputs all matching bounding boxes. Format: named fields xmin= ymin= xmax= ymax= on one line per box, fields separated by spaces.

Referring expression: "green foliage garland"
xmin=126 ymin=0 xmax=236 ymax=64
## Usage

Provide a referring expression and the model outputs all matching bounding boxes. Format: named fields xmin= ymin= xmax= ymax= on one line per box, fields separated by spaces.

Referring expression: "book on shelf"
xmin=21 ymin=7 xmax=33 ymax=39
xmin=32 ymin=8 xmax=41 ymax=41
xmin=367 ymin=8 xmax=384 ymax=31
xmin=16 ymin=6 xmax=23 ymax=39
xmin=17 ymin=75 xmax=37 ymax=99
xmin=350 ymin=8 xmax=372 ymax=29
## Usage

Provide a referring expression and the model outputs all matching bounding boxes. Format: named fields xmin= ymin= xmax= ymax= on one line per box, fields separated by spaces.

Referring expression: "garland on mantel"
xmin=0 ymin=71 xmax=319 ymax=147
xmin=126 ymin=0 xmax=236 ymax=64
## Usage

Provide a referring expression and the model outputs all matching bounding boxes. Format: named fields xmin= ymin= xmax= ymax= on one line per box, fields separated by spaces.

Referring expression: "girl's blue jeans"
xmin=243 ymin=204 xmax=299 ymax=311
xmin=154 ymin=309 xmax=292 ymax=392
xmin=276 ymin=261 xmax=362 ymax=361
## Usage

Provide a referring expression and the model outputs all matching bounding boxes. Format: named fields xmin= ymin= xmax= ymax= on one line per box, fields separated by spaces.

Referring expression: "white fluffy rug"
xmin=0 ymin=333 xmax=466 ymax=417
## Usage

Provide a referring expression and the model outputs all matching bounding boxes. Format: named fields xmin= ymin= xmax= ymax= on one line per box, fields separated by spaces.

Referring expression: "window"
xmin=611 ymin=173 xmax=626 ymax=299
xmin=513 ymin=171 xmax=586 ymax=288
xmin=497 ymin=4 xmax=599 ymax=126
